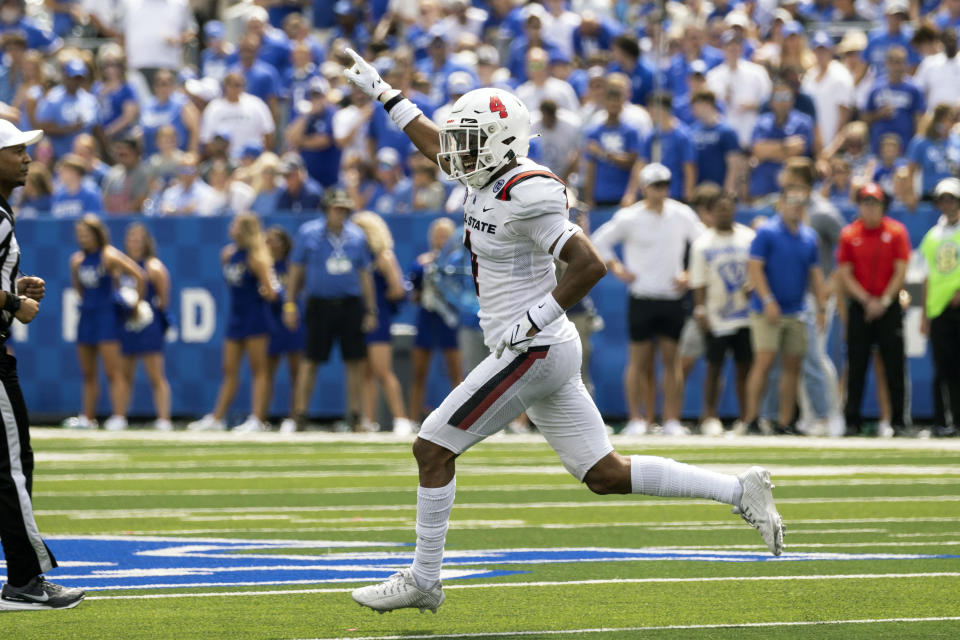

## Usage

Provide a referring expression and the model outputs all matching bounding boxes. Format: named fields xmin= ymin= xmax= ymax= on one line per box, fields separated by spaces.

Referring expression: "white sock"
xmin=410 ymin=477 xmax=456 ymax=590
xmin=630 ymin=455 xmax=742 ymax=506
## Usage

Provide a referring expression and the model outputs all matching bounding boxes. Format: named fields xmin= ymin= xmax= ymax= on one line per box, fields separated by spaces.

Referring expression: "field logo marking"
xmin=2 ymin=536 xmax=958 ymax=591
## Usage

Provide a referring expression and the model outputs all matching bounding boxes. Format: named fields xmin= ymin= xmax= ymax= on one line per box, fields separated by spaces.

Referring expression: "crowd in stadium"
xmin=4 ymin=0 xmax=960 ymax=437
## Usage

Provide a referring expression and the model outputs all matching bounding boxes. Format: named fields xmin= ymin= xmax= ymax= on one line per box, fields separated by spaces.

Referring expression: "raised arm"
xmin=343 ymin=47 xmax=449 ymax=173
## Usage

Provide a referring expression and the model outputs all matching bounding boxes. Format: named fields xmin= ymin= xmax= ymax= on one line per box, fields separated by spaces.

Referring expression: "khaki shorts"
xmin=749 ymin=313 xmax=807 ymax=356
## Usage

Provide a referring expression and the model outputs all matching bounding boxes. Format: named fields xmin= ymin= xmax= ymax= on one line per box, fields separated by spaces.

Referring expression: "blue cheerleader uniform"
xmin=409 ymin=259 xmax=458 ymax=350
xmin=223 ymin=247 xmax=271 ymax=340
xmin=76 ymin=250 xmax=121 ymax=345
xmin=267 ymin=258 xmax=306 ymax=356
xmin=365 ymin=269 xmax=398 ymax=345
xmin=119 ymin=259 xmax=168 ymax=355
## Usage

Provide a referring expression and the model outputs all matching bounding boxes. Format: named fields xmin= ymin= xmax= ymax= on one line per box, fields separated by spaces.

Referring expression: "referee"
xmin=0 ymin=121 xmax=84 ymax=610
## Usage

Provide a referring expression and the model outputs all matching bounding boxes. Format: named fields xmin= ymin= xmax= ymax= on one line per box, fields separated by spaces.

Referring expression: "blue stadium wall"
xmin=11 ymin=206 xmax=941 ymax=422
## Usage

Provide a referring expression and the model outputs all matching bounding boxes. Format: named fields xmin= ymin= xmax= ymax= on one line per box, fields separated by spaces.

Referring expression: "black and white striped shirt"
xmin=0 ymin=194 xmax=20 ymax=340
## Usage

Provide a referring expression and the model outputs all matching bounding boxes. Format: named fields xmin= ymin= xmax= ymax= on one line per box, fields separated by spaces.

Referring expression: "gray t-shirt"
xmin=102 ymin=162 xmax=151 ymax=214
xmin=807 ymin=193 xmax=845 ymax=275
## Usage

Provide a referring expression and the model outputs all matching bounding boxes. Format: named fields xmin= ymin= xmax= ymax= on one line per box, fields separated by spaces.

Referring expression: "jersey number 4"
xmin=489 ymin=96 xmax=508 ymax=119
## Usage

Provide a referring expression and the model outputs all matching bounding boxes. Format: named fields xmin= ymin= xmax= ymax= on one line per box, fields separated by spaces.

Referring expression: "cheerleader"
xmin=119 ymin=223 xmax=173 ymax=431
xmin=264 ymin=226 xmax=304 ymax=435
xmin=188 ymin=213 xmax=278 ymax=432
xmin=65 ymin=214 xmax=146 ymax=430
xmin=350 ymin=211 xmax=415 ymax=435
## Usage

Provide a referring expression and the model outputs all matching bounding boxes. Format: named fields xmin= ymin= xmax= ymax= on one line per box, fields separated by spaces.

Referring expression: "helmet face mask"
xmin=437 ymin=88 xmax=531 ymax=189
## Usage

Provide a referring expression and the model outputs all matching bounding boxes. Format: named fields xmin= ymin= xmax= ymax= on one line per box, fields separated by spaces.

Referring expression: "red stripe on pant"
xmin=456 ymin=348 xmax=549 ymax=430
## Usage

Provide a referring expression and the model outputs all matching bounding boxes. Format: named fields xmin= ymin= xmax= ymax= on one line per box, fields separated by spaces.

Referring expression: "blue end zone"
xmin=1 ymin=537 xmax=957 ymax=591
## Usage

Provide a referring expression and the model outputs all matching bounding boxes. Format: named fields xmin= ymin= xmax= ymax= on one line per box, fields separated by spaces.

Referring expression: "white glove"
xmin=494 ymin=313 xmax=538 ymax=359
xmin=343 ymin=47 xmax=392 ymax=101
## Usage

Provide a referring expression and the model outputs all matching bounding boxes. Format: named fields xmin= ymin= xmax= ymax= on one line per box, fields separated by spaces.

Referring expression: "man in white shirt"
xmin=914 ymin=29 xmax=960 ymax=112
xmin=199 ymin=72 xmax=275 ymax=159
xmin=158 ymin=152 xmax=219 ymax=215
xmin=591 ymin=163 xmax=704 ymax=436
xmin=706 ymin=31 xmax=772 ymax=148
xmin=802 ymin=32 xmax=855 ymax=148
xmin=689 ymin=191 xmax=755 ymax=436
xmin=515 ymin=47 xmax=581 ymax=115
xmin=119 ymin=0 xmax=195 ymax=83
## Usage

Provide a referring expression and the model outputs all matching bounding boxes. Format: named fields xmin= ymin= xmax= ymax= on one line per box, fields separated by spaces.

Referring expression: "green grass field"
xmin=3 ymin=429 xmax=960 ymax=639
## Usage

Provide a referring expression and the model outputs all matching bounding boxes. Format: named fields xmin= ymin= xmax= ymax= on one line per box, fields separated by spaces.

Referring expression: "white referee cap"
xmin=640 ymin=162 xmax=672 ymax=187
xmin=934 ymin=177 xmax=960 ymax=200
xmin=0 ymin=120 xmax=43 ymax=150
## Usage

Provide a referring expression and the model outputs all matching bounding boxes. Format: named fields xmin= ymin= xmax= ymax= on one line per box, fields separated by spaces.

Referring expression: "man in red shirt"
xmin=836 ymin=183 xmax=911 ymax=436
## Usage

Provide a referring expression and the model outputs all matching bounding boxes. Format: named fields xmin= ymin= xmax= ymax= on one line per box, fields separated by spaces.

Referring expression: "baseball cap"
xmin=856 ymin=182 xmax=886 ymax=203
xmin=240 ymin=141 xmax=263 ymax=159
xmin=324 ymin=187 xmax=353 ymax=209
xmin=447 ymin=71 xmax=475 ymax=96
xmin=781 ymin=21 xmax=803 ymax=38
xmin=724 ymin=11 xmax=750 ymax=28
xmin=280 ymin=152 xmax=305 ymax=174
xmin=203 ymin=20 xmax=224 ymax=40
xmin=0 ymin=120 xmax=43 ymax=149
xmin=811 ymin=31 xmax=834 ymax=50
xmin=688 ymin=59 xmax=707 ymax=76
xmin=333 ymin=0 xmax=355 ymax=16
xmin=376 ymin=147 xmax=400 ymax=169
xmin=640 ymin=163 xmax=672 ymax=188
xmin=63 ymin=58 xmax=87 ymax=78
xmin=837 ymin=30 xmax=868 ymax=55
xmin=885 ymin=0 xmax=909 ymax=16
xmin=306 ymin=75 xmax=329 ymax=96
xmin=548 ymin=49 xmax=571 ymax=65
xmin=934 ymin=177 xmax=960 ymax=199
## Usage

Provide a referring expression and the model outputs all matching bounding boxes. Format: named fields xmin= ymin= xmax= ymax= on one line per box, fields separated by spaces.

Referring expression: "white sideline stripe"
xmin=82 ymin=573 xmax=960 ymax=600
xmin=30 ymin=427 xmax=960 ymax=450
xmin=33 ymin=495 xmax=960 ymax=519
xmin=291 ymin=617 xmax=960 ymax=640
xmin=32 ymin=465 xmax=960 ymax=482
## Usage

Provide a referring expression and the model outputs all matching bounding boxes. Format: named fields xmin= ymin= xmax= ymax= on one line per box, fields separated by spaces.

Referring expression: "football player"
xmin=343 ymin=48 xmax=784 ymax=614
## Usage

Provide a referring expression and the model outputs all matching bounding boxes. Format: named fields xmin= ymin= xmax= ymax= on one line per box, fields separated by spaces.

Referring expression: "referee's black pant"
xmin=844 ymin=300 xmax=906 ymax=432
xmin=930 ymin=306 xmax=960 ymax=429
xmin=0 ymin=350 xmax=57 ymax=586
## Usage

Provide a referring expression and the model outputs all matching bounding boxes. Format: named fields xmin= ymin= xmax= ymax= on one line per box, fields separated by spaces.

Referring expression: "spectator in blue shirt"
xmin=330 ymin=0 xmax=371 ymax=52
xmin=935 ymin=0 xmax=960 ymax=33
xmin=276 ymin=153 xmax=323 ymax=213
xmin=14 ymin=164 xmax=53 ymax=218
xmin=865 ymin=45 xmax=925 ymax=152
xmin=199 ymin=20 xmax=234 ymax=82
xmin=93 ymin=43 xmax=139 ymax=145
xmin=663 ymin=23 xmax=723 ymax=98
xmin=284 ymin=187 xmax=376 ymax=431
xmin=582 ymin=74 xmax=642 ymax=207
xmin=906 ymin=104 xmax=956 ymax=200
xmin=283 ymin=42 xmax=319 ymax=118
xmin=744 ymin=170 xmax=827 ymax=433
xmin=231 ymin=34 xmax=281 ymax=123
xmin=690 ymin=89 xmax=741 ymax=192
xmin=0 ymin=0 xmax=62 ymax=54
xmin=35 ymin=58 xmax=98 ymax=160
xmin=367 ymin=148 xmax=413 ymax=216
xmin=630 ymin=92 xmax=696 ymax=202
xmin=506 ymin=7 xmax=562 ymax=85
xmin=608 ymin=34 xmax=656 ymax=106
xmin=864 ymin=0 xmax=920 ymax=69
xmin=51 ymin=154 xmax=102 ymax=218
xmin=572 ymin=10 xmax=622 ymax=60
xmin=286 ymin=78 xmax=341 ymax=188
xmin=0 ymin=30 xmax=26 ymax=106
xmin=418 ymin=27 xmax=478 ymax=105
xmin=749 ymin=78 xmax=816 ymax=200
xmin=873 ymin=132 xmax=907 ymax=194
xmin=245 ymin=8 xmax=294 ymax=79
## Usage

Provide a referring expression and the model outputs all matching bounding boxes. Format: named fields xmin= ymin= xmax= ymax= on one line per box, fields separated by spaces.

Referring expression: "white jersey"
xmin=688 ymin=224 xmax=755 ymax=336
xmin=460 ymin=159 xmax=580 ymax=350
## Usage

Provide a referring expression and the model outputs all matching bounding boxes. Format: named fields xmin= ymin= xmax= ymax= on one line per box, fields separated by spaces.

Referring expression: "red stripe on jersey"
xmin=451 ymin=347 xmax=550 ymax=430
xmin=496 ymin=170 xmax=565 ymax=201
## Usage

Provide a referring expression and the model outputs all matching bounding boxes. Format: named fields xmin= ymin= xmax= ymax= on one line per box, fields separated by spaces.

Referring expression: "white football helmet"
xmin=438 ymin=87 xmax=531 ymax=189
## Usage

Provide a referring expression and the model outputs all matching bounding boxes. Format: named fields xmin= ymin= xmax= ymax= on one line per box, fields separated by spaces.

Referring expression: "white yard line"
xmin=289 ymin=617 xmax=960 ymax=640
xmin=81 ymin=572 xmax=960 ymax=601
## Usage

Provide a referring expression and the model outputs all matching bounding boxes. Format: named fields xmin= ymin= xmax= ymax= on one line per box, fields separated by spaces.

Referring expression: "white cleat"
xmin=392 ymin=417 xmax=415 ymax=436
xmin=279 ymin=418 xmax=298 ymax=435
xmin=62 ymin=415 xmax=98 ymax=430
xmin=876 ymin=420 xmax=895 ymax=438
xmin=734 ymin=466 xmax=784 ymax=556
xmin=232 ymin=416 xmax=265 ymax=433
xmin=621 ymin=418 xmax=647 ymax=436
xmin=154 ymin=419 xmax=174 ymax=432
xmin=103 ymin=415 xmax=128 ymax=431
xmin=352 ymin=569 xmax=444 ymax=614
xmin=700 ymin=417 xmax=724 ymax=437
xmin=662 ymin=419 xmax=690 ymax=436
xmin=186 ymin=414 xmax=226 ymax=432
